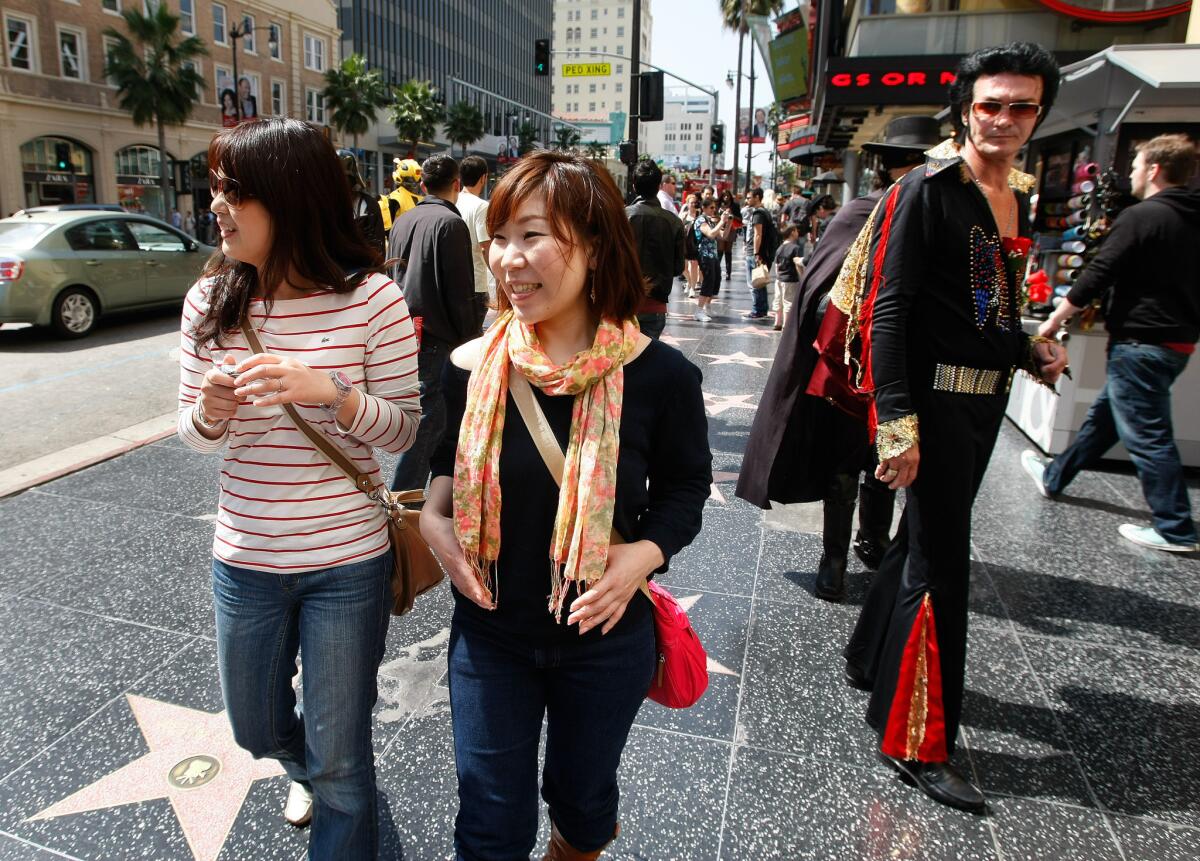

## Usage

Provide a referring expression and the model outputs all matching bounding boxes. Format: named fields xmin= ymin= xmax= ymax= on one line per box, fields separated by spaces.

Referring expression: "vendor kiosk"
xmin=1008 ymin=43 xmax=1200 ymax=467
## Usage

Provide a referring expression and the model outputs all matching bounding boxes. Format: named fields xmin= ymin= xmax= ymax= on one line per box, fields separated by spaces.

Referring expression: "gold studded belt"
xmin=931 ymin=364 xmax=1012 ymax=395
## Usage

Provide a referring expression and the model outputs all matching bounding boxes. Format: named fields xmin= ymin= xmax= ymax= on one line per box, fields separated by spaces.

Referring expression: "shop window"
xmin=5 ymin=15 xmax=35 ymax=73
xmin=271 ymin=80 xmax=285 ymax=115
xmin=306 ymin=88 xmax=325 ymax=124
xmin=304 ymin=33 xmax=325 ymax=72
xmin=179 ymin=0 xmax=194 ymax=35
xmin=102 ymin=0 xmax=121 ymax=12
xmin=58 ymin=28 xmax=84 ymax=81
xmin=269 ymin=23 xmax=282 ymax=60
xmin=212 ymin=3 xmax=227 ymax=45
xmin=65 ymin=221 xmax=136 ymax=252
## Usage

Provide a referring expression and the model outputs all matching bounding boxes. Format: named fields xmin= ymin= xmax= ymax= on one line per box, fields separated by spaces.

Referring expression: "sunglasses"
xmin=971 ymin=101 xmax=1043 ymax=121
xmin=209 ymin=171 xmax=249 ymax=206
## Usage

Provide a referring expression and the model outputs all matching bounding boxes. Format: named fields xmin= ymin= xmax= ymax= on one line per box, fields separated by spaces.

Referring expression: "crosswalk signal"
xmin=534 ymin=39 xmax=550 ymax=76
xmin=710 ymin=124 xmax=725 ymax=155
xmin=54 ymin=142 xmax=72 ymax=172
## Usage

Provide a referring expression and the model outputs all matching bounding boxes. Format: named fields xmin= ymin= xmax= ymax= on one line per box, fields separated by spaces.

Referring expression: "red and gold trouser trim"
xmin=881 ymin=593 xmax=948 ymax=762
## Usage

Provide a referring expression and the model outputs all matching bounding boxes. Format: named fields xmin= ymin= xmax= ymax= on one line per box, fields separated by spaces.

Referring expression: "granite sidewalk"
xmin=0 ymin=259 xmax=1197 ymax=860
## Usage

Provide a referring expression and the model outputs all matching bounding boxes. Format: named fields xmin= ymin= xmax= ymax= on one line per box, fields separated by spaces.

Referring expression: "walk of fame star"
xmin=703 ymin=392 xmax=758 ymax=416
xmin=709 ymin=470 xmax=740 ymax=503
xmin=699 ymin=351 xmax=774 ymax=369
xmin=674 ymin=593 xmax=737 ymax=677
xmin=723 ymin=325 xmax=777 ymax=338
xmin=658 ymin=333 xmax=698 ymax=348
xmin=29 ymin=695 xmax=286 ymax=861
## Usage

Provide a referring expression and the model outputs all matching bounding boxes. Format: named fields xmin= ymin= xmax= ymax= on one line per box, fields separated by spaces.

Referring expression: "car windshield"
xmin=0 ymin=222 xmax=53 ymax=250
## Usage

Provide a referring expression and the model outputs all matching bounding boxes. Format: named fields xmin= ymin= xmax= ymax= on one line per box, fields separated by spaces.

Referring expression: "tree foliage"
xmin=584 ymin=141 xmax=609 ymax=160
xmin=719 ymin=0 xmax=785 ymax=32
xmin=553 ymin=125 xmax=582 ymax=152
xmin=444 ymin=101 xmax=486 ymax=158
xmin=103 ymin=3 xmax=206 ymax=217
xmin=516 ymin=121 xmax=539 ymax=156
xmin=323 ymin=54 xmax=390 ymax=149
xmin=387 ymin=79 xmax=444 ymax=158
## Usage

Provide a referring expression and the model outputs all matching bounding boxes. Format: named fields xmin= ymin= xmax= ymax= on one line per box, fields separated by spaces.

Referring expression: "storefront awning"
xmin=1035 ymin=44 xmax=1200 ymax=141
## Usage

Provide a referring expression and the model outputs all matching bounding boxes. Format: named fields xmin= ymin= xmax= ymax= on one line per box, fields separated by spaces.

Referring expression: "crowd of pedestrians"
xmin=174 ymin=42 xmax=1197 ymax=857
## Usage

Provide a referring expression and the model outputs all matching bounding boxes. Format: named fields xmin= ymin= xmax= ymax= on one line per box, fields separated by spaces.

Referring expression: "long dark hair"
xmin=191 ymin=118 xmax=383 ymax=350
xmin=485 ymin=151 xmax=644 ymax=322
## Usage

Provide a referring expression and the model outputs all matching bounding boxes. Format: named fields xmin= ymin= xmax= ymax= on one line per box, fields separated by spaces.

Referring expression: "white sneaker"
xmin=1118 ymin=524 xmax=1199 ymax=553
xmin=694 ymin=310 xmax=712 ymax=322
xmin=1020 ymin=449 xmax=1054 ymax=499
xmin=284 ymin=780 xmax=313 ymax=827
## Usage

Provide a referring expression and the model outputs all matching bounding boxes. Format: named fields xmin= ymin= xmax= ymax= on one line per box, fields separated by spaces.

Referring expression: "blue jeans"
xmin=391 ymin=338 xmax=449 ymax=492
xmin=447 ymin=612 xmax=655 ymax=861
xmin=1045 ymin=341 xmax=1196 ymax=544
xmin=636 ymin=312 xmax=666 ymax=340
xmin=746 ymin=252 xmax=768 ymax=315
xmin=212 ymin=551 xmax=392 ymax=860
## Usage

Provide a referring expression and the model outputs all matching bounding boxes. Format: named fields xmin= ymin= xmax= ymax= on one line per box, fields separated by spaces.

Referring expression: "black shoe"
xmin=844 ymin=661 xmax=871 ymax=691
xmin=881 ymin=754 xmax=986 ymax=813
xmin=814 ymin=554 xmax=846 ymax=602
xmin=853 ymin=533 xmax=890 ymax=570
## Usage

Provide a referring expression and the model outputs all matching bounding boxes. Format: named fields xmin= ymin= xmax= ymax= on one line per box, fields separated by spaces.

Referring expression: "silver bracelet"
xmin=195 ymin=399 xmax=226 ymax=429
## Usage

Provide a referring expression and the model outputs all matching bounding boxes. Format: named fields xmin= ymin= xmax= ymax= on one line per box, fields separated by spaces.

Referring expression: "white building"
xmin=641 ymin=88 xmax=714 ymax=172
xmin=550 ymin=0 xmax=652 ymax=144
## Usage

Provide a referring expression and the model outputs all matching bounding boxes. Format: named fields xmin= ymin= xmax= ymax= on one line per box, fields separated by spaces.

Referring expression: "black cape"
xmin=735 ymin=192 xmax=881 ymax=509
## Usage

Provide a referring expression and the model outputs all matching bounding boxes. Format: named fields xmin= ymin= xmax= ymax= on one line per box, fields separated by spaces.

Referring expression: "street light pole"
xmin=745 ymin=36 xmax=756 ymax=193
xmin=229 ymin=17 xmax=252 ymax=122
xmin=627 ymin=0 xmax=642 ymax=199
xmin=732 ymin=33 xmax=743 ymax=194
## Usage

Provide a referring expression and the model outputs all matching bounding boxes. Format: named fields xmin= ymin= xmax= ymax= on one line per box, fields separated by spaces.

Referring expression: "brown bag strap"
xmin=239 ymin=313 xmax=418 ymax=508
xmin=507 ymin=369 xmax=652 ymax=603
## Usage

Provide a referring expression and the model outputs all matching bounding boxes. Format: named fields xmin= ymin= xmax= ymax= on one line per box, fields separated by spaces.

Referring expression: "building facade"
xmin=551 ymin=0 xmax=651 ymax=145
xmin=0 ymin=0 xmax=339 ymax=220
xmin=336 ymin=0 xmax=551 ymax=187
xmin=641 ymin=87 xmax=712 ymax=172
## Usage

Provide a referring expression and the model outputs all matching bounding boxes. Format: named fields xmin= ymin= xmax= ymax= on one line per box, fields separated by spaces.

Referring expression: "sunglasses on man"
xmin=972 ymin=101 xmax=1043 ymax=121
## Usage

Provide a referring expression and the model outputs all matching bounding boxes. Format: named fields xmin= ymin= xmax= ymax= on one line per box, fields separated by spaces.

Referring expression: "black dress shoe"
xmin=814 ymin=554 xmax=846 ymax=602
xmin=853 ymin=534 xmax=890 ymax=570
xmin=844 ymin=661 xmax=871 ymax=691
xmin=881 ymin=754 xmax=986 ymax=813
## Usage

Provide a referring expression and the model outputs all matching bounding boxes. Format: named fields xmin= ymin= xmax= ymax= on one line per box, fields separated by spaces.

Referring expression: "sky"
xmin=647 ymin=0 xmax=781 ymax=178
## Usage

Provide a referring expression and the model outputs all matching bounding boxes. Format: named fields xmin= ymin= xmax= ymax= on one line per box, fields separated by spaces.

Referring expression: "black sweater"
xmin=429 ymin=340 xmax=713 ymax=645
xmin=1067 ymin=187 xmax=1200 ymax=345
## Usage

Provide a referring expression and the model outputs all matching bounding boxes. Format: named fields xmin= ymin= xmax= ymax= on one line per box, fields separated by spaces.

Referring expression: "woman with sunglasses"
xmin=420 ymin=151 xmax=711 ymax=860
xmin=177 ymin=118 xmax=420 ymax=858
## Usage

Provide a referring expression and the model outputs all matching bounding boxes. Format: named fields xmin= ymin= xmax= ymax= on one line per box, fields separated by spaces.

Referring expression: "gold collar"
xmin=923 ymin=138 xmax=1035 ymax=194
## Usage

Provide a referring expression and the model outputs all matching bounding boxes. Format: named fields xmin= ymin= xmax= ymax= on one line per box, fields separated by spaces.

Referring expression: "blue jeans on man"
xmin=392 ymin=338 xmax=450 ymax=492
xmin=211 ymin=551 xmax=393 ymax=860
xmin=1044 ymin=340 xmax=1197 ymax=545
xmin=447 ymin=612 xmax=655 ymax=860
xmin=745 ymin=247 xmax=769 ymax=317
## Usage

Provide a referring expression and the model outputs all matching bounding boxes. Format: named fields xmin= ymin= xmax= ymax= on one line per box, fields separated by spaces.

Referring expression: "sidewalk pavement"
xmin=0 ymin=255 xmax=1197 ymax=860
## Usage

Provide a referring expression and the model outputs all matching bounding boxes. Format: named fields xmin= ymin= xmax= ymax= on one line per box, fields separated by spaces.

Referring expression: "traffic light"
xmin=710 ymin=124 xmax=725 ymax=155
xmin=54 ymin=142 xmax=72 ymax=172
xmin=534 ymin=39 xmax=550 ymax=76
xmin=637 ymin=71 xmax=663 ymax=121
xmin=618 ymin=141 xmax=638 ymax=166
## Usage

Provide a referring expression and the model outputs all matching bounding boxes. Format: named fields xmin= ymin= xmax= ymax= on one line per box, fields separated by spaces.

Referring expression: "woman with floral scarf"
xmin=420 ymin=152 xmax=712 ymax=860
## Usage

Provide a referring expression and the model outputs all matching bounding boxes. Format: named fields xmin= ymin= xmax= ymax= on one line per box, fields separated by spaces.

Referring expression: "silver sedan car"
xmin=0 ymin=208 xmax=215 ymax=338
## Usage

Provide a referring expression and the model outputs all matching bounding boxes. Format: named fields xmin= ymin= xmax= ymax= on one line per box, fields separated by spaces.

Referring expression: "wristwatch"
xmin=319 ymin=370 xmax=354 ymax=413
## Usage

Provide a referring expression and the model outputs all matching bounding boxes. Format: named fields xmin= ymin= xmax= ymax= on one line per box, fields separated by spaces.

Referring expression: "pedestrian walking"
xmin=170 ymin=208 xmax=182 ymax=230
xmin=657 ymin=172 xmax=680 ymax=215
xmin=456 ymin=155 xmax=494 ymax=334
xmin=418 ymin=151 xmax=712 ymax=861
xmin=771 ymin=224 xmax=803 ymax=331
xmin=682 ymin=192 xmax=702 ymax=298
xmin=831 ymin=44 xmax=1068 ymax=811
xmin=1024 ymin=132 xmax=1200 ymax=551
xmin=742 ymin=187 xmax=777 ymax=321
xmin=693 ymin=197 xmax=733 ymax=322
xmin=626 ymin=160 xmax=685 ymax=340
xmin=177 ymin=117 xmax=420 ymax=858
xmin=182 ymin=209 xmax=195 ymax=237
xmin=717 ymin=189 xmax=740 ymax=280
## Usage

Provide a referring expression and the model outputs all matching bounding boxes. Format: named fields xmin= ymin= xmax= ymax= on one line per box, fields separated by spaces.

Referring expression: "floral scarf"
xmin=452 ymin=310 xmax=639 ymax=619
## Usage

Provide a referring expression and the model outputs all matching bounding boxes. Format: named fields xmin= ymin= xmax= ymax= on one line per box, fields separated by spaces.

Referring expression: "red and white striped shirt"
xmin=177 ymin=273 xmax=420 ymax=573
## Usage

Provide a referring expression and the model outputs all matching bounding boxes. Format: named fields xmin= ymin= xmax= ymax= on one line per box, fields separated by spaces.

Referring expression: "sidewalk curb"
xmin=0 ymin=413 xmax=178 ymax=500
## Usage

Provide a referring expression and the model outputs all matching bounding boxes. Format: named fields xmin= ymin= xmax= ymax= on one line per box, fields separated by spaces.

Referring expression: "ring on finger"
xmin=276 ymin=378 xmax=284 ymax=393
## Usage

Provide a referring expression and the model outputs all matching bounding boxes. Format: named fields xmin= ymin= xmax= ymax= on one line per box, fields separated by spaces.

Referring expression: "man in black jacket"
xmin=1024 ymin=133 xmax=1199 ymax=551
xmin=626 ymin=160 xmax=685 ymax=339
xmin=388 ymin=154 xmax=476 ymax=492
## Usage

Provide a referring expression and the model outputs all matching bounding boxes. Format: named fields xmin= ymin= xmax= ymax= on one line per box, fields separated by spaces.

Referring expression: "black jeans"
xmin=391 ymin=338 xmax=449 ymax=492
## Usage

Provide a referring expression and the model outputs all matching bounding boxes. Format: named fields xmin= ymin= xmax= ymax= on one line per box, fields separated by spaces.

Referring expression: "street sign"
xmin=562 ymin=62 xmax=611 ymax=77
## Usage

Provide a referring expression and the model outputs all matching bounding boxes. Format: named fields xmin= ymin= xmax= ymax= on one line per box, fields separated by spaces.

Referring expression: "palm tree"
xmin=553 ymin=125 xmax=582 ymax=152
xmin=584 ymin=141 xmax=609 ymax=160
xmin=323 ymin=54 xmax=390 ymax=152
xmin=388 ymin=79 xmax=443 ymax=159
xmin=104 ymin=3 xmax=206 ymax=219
xmin=719 ymin=0 xmax=784 ymax=191
xmin=444 ymin=100 xmax=485 ymax=158
xmin=516 ymin=121 xmax=539 ymax=156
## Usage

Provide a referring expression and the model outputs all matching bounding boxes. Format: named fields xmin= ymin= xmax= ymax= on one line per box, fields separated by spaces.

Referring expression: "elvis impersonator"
xmin=809 ymin=42 xmax=1070 ymax=811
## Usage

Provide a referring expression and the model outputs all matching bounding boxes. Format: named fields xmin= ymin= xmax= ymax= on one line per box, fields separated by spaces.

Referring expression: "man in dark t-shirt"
xmin=742 ymin=188 xmax=776 ymax=320
xmin=779 ymin=186 xmax=808 ymax=229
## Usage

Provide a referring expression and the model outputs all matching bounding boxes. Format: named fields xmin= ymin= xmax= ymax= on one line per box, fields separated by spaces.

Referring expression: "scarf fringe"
xmin=547 ymin=559 xmax=601 ymax=625
xmin=463 ymin=548 xmax=496 ymax=604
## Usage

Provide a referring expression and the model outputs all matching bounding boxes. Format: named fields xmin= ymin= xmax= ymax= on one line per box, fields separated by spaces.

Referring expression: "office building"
xmin=641 ymin=88 xmax=713 ymax=172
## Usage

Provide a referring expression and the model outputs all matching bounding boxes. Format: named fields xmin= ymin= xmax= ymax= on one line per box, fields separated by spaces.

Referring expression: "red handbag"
xmin=507 ymin=372 xmax=709 ymax=709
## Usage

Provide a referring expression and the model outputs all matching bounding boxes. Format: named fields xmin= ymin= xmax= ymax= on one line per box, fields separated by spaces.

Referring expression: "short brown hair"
xmin=1138 ymin=134 xmax=1197 ymax=186
xmin=486 ymin=151 xmax=644 ymax=322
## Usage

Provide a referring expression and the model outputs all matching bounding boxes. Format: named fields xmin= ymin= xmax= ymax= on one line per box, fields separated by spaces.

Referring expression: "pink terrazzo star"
xmin=673 ymin=594 xmax=738 ymax=677
xmin=699 ymin=351 xmax=774 ymax=369
xmin=29 ymin=695 xmax=286 ymax=861
xmin=658 ymin=333 xmax=698 ymax=348
xmin=703 ymin=392 xmax=758 ymax=416
xmin=723 ymin=325 xmax=778 ymax=338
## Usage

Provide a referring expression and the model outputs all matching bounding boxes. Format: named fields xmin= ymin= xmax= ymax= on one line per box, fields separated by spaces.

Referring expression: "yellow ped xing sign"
xmin=562 ymin=62 xmax=611 ymax=77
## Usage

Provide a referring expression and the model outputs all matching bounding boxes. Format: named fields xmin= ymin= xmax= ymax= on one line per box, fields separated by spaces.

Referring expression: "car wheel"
xmin=52 ymin=287 xmax=99 ymax=338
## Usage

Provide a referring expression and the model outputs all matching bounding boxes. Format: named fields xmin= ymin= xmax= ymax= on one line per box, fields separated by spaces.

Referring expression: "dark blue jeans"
xmin=391 ymin=338 xmax=449 ymax=492
xmin=1045 ymin=341 xmax=1196 ymax=544
xmin=447 ymin=612 xmax=655 ymax=861
xmin=212 ymin=551 xmax=392 ymax=860
xmin=746 ymin=252 xmax=769 ymax=315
